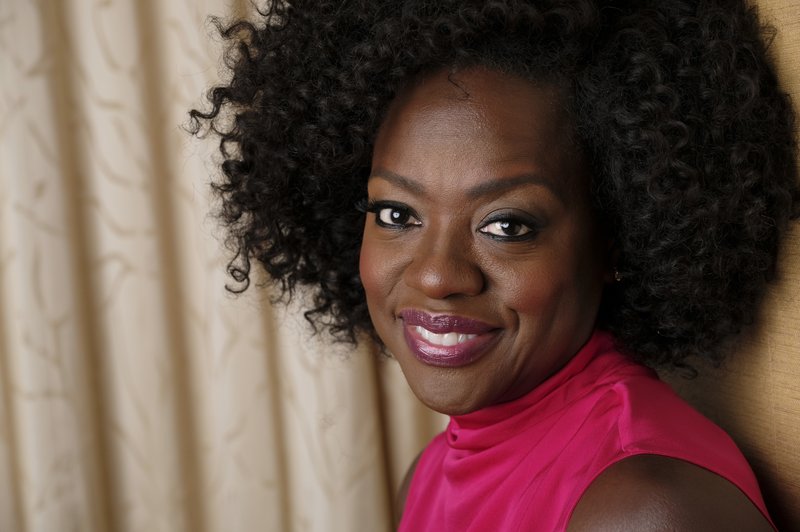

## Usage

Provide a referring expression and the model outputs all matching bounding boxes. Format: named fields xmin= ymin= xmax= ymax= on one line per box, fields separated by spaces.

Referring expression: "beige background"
xmin=0 ymin=1 xmax=796 ymax=531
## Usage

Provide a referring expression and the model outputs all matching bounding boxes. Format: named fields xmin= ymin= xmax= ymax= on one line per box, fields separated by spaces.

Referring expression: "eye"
xmin=481 ymin=220 xmax=531 ymax=237
xmin=478 ymin=214 xmax=539 ymax=241
xmin=363 ymin=200 xmax=421 ymax=229
xmin=377 ymin=206 xmax=413 ymax=226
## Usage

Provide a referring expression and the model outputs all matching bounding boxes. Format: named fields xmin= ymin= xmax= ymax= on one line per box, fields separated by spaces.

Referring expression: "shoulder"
xmin=567 ymin=454 xmax=773 ymax=531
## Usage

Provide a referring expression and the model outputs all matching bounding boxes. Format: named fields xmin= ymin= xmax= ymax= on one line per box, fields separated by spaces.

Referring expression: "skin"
xmin=360 ymin=66 xmax=772 ymax=530
xmin=360 ymin=66 xmax=610 ymax=416
xmin=568 ymin=455 xmax=773 ymax=531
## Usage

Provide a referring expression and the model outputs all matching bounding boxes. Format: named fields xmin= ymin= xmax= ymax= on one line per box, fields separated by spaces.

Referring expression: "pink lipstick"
xmin=399 ymin=309 xmax=499 ymax=368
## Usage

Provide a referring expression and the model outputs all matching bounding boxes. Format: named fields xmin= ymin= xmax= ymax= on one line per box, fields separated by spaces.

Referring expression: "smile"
xmin=399 ymin=309 xmax=499 ymax=368
xmin=413 ymin=326 xmax=477 ymax=346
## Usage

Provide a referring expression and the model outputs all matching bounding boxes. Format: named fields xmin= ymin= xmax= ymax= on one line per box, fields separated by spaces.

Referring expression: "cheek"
xmin=359 ymin=237 xmax=380 ymax=301
xmin=485 ymin=248 xmax=563 ymax=304
xmin=498 ymin=266 xmax=564 ymax=315
xmin=499 ymin=248 xmax=605 ymax=334
xmin=359 ymin=229 xmax=406 ymax=345
xmin=359 ymin=227 xmax=394 ymax=304
xmin=489 ymin=248 xmax=586 ymax=326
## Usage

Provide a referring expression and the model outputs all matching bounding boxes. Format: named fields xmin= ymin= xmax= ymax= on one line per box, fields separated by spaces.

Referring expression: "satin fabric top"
xmin=399 ymin=330 xmax=773 ymax=531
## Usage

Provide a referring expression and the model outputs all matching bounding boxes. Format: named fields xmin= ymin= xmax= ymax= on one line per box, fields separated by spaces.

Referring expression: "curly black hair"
xmin=190 ymin=0 xmax=799 ymax=369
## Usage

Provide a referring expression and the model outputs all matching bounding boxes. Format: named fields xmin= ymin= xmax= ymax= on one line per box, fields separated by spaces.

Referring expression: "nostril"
xmin=404 ymin=252 xmax=485 ymax=299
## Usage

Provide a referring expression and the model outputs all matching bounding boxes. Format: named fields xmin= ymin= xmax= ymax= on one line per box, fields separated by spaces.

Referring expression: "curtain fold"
xmin=0 ymin=0 xmax=795 ymax=531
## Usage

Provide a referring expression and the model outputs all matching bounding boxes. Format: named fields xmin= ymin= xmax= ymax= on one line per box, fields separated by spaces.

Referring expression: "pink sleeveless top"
xmin=400 ymin=330 xmax=773 ymax=531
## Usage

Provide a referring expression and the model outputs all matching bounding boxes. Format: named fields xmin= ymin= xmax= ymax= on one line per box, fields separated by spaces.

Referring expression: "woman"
xmin=191 ymin=0 xmax=798 ymax=529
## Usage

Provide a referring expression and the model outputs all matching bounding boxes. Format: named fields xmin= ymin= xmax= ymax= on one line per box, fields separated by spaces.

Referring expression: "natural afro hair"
xmin=190 ymin=0 xmax=799 ymax=369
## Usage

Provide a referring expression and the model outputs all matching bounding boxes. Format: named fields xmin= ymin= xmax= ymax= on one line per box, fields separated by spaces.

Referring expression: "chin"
xmin=401 ymin=367 xmax=491 ymax=416
xmin=421 ymin=397 xmax=476 ymax=417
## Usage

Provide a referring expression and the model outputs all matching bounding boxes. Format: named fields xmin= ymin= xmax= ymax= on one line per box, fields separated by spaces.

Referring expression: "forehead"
xmin=381 ymin=67 xmax=564 ymax=137
xmin=372 ymin=66 xmax=587 ymax=196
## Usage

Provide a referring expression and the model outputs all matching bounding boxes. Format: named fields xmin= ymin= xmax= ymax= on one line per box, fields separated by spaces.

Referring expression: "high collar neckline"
xmin=446 ymin=330 xmax=615 ymax=450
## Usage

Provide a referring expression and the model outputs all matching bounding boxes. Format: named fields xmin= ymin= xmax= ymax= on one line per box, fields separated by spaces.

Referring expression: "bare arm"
xmin=568 ymin=455 xmax=773 ymax=531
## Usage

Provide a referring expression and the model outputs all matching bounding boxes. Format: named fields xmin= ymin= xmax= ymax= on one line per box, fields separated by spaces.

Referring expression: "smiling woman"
xmin=190 ymin=0 xmax=799 ymax=530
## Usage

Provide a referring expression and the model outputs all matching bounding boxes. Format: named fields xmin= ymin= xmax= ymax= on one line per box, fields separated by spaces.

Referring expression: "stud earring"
xmin=613 ymin=269 xmax=622 ymax=282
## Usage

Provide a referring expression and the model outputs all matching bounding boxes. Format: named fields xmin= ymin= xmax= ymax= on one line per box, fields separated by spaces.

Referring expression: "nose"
xmin=403 ymin=234 xmax=485 ymax=299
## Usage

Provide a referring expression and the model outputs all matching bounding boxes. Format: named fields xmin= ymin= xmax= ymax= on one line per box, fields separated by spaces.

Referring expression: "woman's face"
xmin=360 ymin=66 xmax=610 ymax=415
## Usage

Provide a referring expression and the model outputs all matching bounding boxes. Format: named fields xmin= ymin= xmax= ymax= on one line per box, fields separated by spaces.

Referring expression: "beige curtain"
xmin=0 ymin=1 xmax=796 ymax=532
xmin=0 ymin=1 xmax=444 ymax=531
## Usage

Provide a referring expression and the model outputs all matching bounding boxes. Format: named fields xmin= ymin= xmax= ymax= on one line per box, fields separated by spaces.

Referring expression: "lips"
xmin=399 ymin=309 xmax=499 ymax=367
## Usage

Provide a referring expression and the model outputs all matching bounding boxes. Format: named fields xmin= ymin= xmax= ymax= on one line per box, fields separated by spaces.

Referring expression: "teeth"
xmin=414 ymin=326 xmax=476 ymax=346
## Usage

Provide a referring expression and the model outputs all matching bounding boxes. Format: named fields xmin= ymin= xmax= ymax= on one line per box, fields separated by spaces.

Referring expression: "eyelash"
xmin=477 ymin=214 xmax=541 ymax=242
xmin=358 ymin=199 xmax=421 ymax=229
xmin=356 ymin=198 xmax=541 ymax=242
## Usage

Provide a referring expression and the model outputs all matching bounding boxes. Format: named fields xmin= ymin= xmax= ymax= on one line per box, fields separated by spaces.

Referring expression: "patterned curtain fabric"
xmin=0 ymin=1 xmax=796 ymax=531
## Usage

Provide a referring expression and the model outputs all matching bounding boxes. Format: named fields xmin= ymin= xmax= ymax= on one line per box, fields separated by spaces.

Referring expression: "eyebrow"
xmin=465 ymin=173 xmax=565 ymax=203
xmin=369 ymin=169 xmax=427 ymax=197
xmin=369 ymin=168 xmax=565 ymax=203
